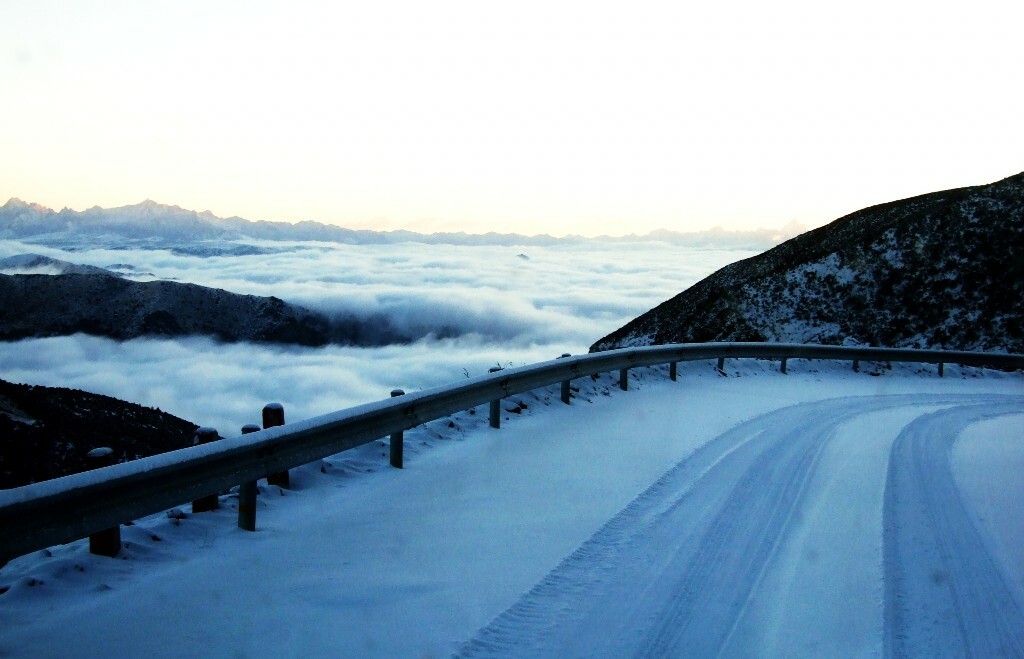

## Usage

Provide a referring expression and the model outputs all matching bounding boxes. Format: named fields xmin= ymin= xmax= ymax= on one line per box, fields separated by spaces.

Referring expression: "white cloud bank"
xmin=0 ymin=239 xmax=754 ymax=432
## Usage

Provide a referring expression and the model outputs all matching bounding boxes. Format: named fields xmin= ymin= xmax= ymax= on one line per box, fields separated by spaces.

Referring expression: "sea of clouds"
xmin=0 ymin=238 xmax=756 ymax=433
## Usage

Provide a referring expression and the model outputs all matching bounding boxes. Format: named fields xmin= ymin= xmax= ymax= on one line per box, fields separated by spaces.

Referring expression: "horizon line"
xmin=0 ymin=196 xmax=808 ymax=241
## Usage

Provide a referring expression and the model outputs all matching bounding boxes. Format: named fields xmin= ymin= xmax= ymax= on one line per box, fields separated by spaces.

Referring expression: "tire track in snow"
xmin=461 ymin=393 xmax=1001 ymax=657
xmin=883 ymin=399 xmax=1024 ymax=658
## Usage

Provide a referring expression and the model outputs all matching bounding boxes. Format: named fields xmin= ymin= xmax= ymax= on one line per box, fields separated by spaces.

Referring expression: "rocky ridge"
xmin=591 ymin=172 xmax=1024 ymax=354
xmin=0 ymin=272 xmax=386 ymax=346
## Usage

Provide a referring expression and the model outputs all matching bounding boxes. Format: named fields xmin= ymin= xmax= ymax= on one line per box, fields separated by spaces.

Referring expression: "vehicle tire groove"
xmin=883 ymin=398 xmax=1024 ymax=658
xmin=462 ymin=393 xmax=992 ymax=657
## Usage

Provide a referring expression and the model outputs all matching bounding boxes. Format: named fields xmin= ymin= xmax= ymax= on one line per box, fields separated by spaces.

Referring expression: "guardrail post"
xmin=191 ymin=427 xmax=221 ymax=513
xmin=669 ymin=361 xmax=677 ymax=381
xmin=560 ymin=354 xmax=572 ymax=404
xmin=86 ymin=447 xmax=121 ymax=557
xmin=781 ymin=358 xmax=788 ymax=374
xmin=853 ymin=359 xmax=860 ymax=373
xmin=237 ymin=424 xmax=261 ymax=531
xmin=717 ymin=357 xmax=726 ymax=372
xmin=938 ymin=362 xmax=944 ymax=377
xmin=390 ymin=389 xmax=405 ymax=468
xmin=619 ymin=368 xmax=628 ymax=391
xmin=489 ymin=367 xmax=502 ymax=428
xmin=263 ymin=404 xmax=289 ymax=488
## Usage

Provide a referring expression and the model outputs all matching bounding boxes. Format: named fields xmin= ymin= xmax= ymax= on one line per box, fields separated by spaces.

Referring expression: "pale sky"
xmin=2 ymin=0 xmax=1022 ymax=236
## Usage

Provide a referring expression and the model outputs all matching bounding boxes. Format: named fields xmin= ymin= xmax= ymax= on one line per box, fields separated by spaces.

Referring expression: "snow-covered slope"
xmin=592 ymin=171 xmax=1024 ymax=353
xmin=0 ymin=362 xmax=1021 ymax=657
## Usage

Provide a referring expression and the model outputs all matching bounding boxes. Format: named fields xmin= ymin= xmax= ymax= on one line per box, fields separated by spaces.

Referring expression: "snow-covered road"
xmin=1 ymin=364 xmax=1022 ymax=657
xmin=884 ymin=401 xmax=1024 ymax=657
xmin=463 ymin=394 xmax=1024 ymax=657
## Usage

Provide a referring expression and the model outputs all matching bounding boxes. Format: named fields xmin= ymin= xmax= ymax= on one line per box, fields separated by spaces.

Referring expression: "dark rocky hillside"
xmin=0 ymin=379 xmax=199 ymax=488
xmin=592 ymin=172 xmax=1024 ymax=353
xmin=0 ymin=272 xmax=399 ymax=346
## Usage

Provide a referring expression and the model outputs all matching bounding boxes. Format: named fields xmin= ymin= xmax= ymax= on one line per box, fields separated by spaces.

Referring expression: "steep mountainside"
xmin=592 ymin=172 xmax=1024 ymax=353
xmin=0 ymin=379 xmax=198 ymax=488
xmin=0 ymin=273 xmax=394 ymax=346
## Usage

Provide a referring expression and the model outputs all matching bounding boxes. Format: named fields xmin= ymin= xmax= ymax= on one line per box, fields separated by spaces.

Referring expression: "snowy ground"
xmin=1 ymin=360 xmax=1022 ymax=657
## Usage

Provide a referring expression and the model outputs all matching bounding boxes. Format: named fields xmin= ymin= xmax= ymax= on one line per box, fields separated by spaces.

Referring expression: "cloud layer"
xmin=0 ymin=239 xmax=753 ymax=433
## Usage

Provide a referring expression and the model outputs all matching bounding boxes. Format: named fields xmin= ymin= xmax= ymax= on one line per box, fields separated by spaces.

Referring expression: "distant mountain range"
xmin=592 ymin=172 xmax=1024 ymax=354
xmin=0 ymin=258 xmax=409 ymax=346
xmin=0 ymin=198 xmax=800 ymax=251
xmin=0 ymin=378 xmax=198 ymax=489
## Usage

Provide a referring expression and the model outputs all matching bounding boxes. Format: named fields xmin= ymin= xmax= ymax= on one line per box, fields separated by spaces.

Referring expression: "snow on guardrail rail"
xmin=1 ymin=342 xmax=1022 ymax=565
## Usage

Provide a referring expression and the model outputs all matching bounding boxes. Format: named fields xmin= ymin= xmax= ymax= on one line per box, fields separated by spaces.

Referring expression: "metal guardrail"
xmin=1 ymin=342 xmax=1022 ymax=564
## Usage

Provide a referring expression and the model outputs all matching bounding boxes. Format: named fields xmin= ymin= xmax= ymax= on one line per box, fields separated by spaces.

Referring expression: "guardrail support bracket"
xmin=489 ymin=400 xmax=501 ymax=428
xmin=191 ymin=428 xmax=221 ymax=513
xmin=263 ymin=404 xmax=290 ymax=488
xmin=488 ymin=367 xmax=502 ymax=428
xmin=560 ymin=354 xmax=572 ymax=404
xmin=390 ymin=389 xmax=405 ymax=468
xmin=237 ymin=424 xmax=261 ymax=531
xmin=86 ymin=447 xmax=121 ymax=557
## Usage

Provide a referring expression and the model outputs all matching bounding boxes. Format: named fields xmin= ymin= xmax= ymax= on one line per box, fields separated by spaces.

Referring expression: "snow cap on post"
xmin=87 ymin=447 xmax=114 ymax=460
